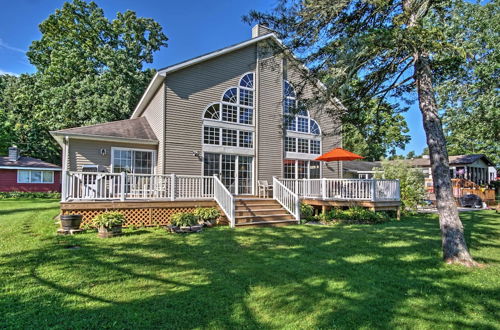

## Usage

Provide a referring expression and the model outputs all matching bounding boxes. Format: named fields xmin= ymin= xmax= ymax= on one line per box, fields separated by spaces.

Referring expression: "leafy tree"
xmin=374 ymin=160 xmax=425 ymax=213
xmin=406 ymin=151 xmax=416 ymax=159
xmin=247 ymin=0 xmax=479 ymax=265
xmin=431 ymin=0 xmax=499 ymax=165
xmin=0 ymin=0 xmax=167 ymax=162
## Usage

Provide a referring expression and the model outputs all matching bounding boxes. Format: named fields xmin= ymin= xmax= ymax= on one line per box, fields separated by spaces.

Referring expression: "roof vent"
xmin=8 ymin=146 xmax=20 ymax=161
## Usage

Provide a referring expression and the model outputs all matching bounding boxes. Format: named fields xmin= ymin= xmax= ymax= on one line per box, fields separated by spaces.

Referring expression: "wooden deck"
xmin=302 ymin=198 xmax=401 ymax=219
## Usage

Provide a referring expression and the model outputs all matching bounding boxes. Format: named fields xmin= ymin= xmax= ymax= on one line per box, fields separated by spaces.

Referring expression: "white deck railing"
xmin=273 ymin=177 xmax=300 ymax=221
xmin=62 ymin=171 xmax=214 ymax=201
xmin=278 ymin=178 xmax=400 ymax=201
xmin=213 ymin=175 xmax=235 ymax=228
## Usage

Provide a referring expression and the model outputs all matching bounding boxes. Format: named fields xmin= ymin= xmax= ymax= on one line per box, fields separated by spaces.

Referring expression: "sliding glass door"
xmin=203 ymin=153 xmax=253 ymax=195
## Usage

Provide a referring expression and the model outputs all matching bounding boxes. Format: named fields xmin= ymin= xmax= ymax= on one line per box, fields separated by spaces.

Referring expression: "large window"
xmin=203 ymin=152 xmax=254 ymax=194
xmin=283 ymin=80 xmax=321 ymax=135
xmin=112 ymin=148 xmax=154 ymax=174
xmin=203 ymin=126 xmax=253 ymax=149
xmin=17 ymin=170 xmax=54 ymax=183
xmin=284 ymin=136 xmax=321 ymax=155
xmin=283 ymin=160 xmax=321 ymax=179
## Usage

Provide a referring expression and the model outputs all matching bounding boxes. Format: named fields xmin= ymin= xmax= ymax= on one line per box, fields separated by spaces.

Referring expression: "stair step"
xmin=235 ymin=219 xmax=298 ymax=227
xmin=235 ymin=203 xmax=282 ymax=210
xmin=236 ymin=214 xmax=295 ymax=223
xmin=235 ymin=209 xmax=287 ymax=216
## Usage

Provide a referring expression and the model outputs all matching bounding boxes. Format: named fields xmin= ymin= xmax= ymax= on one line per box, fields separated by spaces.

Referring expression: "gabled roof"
xmin=131 ymin=33 xmax=279 ymax=119
xmin=50 ymin=117 xmax=158 ymax=144
xmin=407 ymin=154 xmax=495 ymax=167
xmin=0 ymin=156 xmax=61 ymax=170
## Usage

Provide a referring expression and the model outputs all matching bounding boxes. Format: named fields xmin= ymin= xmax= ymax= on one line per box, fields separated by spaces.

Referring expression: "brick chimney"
xmin=252 ymin=23 xmax=274 ymax=38
xmin=8 ymin=146 xmax=20 ymax=161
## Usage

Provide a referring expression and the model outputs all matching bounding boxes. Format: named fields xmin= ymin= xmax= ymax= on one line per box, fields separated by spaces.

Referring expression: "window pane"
xmin=310 ymin=119 xmax=320 ymax=135
xmin=310 ymin=140 xmax=321 ymax=154
xmin=42 ymin=171 xmax=53 ymax=183
xmin=203 ymin=153 xmax=220 ymax=177
xmin=239 ymin=73 xmax=254 ymax=88
xmin=298 ymin=160 xmax=308 ymax=179
xmin=238 ymin=156 xmax=253 ymax=194
xmin=283 ymin=159 xmax=296 ymax=179
xmin=239 ymin=89 xmax=253 ymax=107
xmin=298 ymin=138 xmax=309 ymax=153
xmin=31 ymin=171 xmax=42 ymax=183
xmin=297 ymin=117 xmax=309 ymax=133
xmin=284 ymin=81 xmax=295 ymax=98
xmin=221 ymin=154 xmax=236 ymax=194
xmin=222 ymin=104 xmax=238 ymax=123
xmin=203 ymin=126 xmax=220 ymax=145
xmin=222 ymin=88 xmax=238 ymax=103
xmin=222 ymin=129 xmax=238 ymax=146
xmin=18 ymin=170 xmax=30 ymax=183
xmin=239 ymin=131 xmax=253 ymax=148
xmin=204 ymin=104 xmax=220 ymax=120
xmin=113 ymin=149 xmax=132 ymax=173
xmin=310 ymin=161 xmax=320 ymax=179
xmin=284 ymin=116 xmax=296 ymax=131
xmin=283 ymin=98 xmax=295 ymax=114
xmin=134 ymin=151 xmax=153 ymax=174
xmin=285 ymin=137 xmax=296 ymax=152
xmin=239 ymin=107 xmax=253 ymax=124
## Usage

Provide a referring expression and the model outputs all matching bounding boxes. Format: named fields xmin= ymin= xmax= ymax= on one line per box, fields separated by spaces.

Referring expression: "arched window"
xmin=222 ymin=88 xmax=238 ymax=103
xmin=283 ymin=80 xmax=321 ymax=135
xmin=310 ymin=119 xmax=321 ymax=135
xmin=239 ymin=73 xmax=254 ymax=88
xmin=204 ymin=104 xmax=220 ymax=120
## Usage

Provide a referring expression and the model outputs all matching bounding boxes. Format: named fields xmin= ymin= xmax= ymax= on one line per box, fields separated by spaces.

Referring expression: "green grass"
xmin=1 ymin=200 xmax=499 ymax=329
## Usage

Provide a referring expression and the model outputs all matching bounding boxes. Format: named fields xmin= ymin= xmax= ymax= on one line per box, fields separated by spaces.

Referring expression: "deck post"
xmin=322 ymin=178 xmax=327 ymax=199
xmin=120 ymin=172 xmax=126 ymax=201
xmin=371 ymin=179 xmax=377 ymax=201
xmin=61 ymin=170 xmax=68 ymax=202
xmin=170 ymin=173 xmax=176 ymax=201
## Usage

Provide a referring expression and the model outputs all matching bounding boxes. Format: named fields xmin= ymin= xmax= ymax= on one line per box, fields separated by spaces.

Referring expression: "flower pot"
xmin=98 ymin=226 xmax=122 ymax=238
xmin=60 ymin=214 xmax=83 ymax=230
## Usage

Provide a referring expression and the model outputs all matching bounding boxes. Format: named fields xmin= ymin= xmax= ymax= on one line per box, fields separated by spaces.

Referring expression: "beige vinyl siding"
xmin=285 ymin=59 xmax=342 ymax=178
xmin=68 ymin=139 xmax=157 ymax=172
xmin=141 ymin=83 xmax=165 ymax=173
xmin=256 ymin=41 xmax=284 ymax=181
xmin=164 ymin=45 xmax=257 ymax=175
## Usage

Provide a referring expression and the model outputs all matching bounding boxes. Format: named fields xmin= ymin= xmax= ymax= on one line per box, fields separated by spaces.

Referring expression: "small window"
xmin=239 ymin=89 xmax=253 ymax=107
xmin=204 ymin=126 xmax=220 ymax=145
xmin=310 ymin=119 xmax=320 ymax=135
xmin=239 ymin=107 xmax=253 ymax=125
xmin=17 ymin=170 xmax=54 ymax=183
xmin=284 ymin=116 xmax=296 ymax=131
xmin=285 ymin=137 xmax=296 ymax=152
xmin=222 ymin=104 xmax=238 ymax=123
xmin=18 ymin=170 xmax=30 ymax=183
xmin=204 ymin=104 xmax=220 ymax=120
xmin=239 ymin=73 xmax=254 ymax=88
xmin=239 ymin=131 xmax=253 ymax=148
xmin=310 ymin=140 xmax=321 ymax=154
xmin=222 ymin=88 xmax=238 ymax=103
xmin=297 ymin=117 xmax=309 ymax=133
xmin=221 ymin=129 xmax=238 ymax=146
xmin=284 ymin=81 xmax=296 ymax=98
xmin=298 ymin=138 xmax=309 ymax=153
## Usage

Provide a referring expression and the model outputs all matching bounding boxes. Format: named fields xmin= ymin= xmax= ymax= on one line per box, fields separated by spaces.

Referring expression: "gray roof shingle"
xmin=0 ymin=156 xmax=60 ymax=169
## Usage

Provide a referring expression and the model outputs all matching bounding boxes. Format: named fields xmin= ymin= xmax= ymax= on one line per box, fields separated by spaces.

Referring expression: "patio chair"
xmin=257 ymin=180 xmax=271 ymax=198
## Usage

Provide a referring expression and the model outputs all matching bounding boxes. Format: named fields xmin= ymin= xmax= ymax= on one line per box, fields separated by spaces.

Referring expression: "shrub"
xmin=170 ymin=212 xmax=198 ymax=227
xmin=92 ymin=212 xmax=125 ymax=228
xmin=300 ymin=203 xmax=315 ymax=221
xmin=0 ymin=191 xmax=61 ymax=199
xmin=193 ymin=207 xmax=220 ymax=222
xmin=327 ymin=206 xmax=390 ymax=224
xmin=374 ymin=160 xmax=425 ymax=213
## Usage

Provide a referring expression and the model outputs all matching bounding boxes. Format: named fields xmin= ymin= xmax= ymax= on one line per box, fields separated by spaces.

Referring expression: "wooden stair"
xmin=235 ymin=197 xmax=297 ymax=227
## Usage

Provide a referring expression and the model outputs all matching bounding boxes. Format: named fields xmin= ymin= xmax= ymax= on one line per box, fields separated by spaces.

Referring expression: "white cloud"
xmin=0 ymin=69 xmax=19 ymax=76
xmin=0 ymin=38 xmax=26 ymax=53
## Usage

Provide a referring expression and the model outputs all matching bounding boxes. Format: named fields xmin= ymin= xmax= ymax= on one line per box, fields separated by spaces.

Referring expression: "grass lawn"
xmin=0 ymin=200 xmax=499 ymax=329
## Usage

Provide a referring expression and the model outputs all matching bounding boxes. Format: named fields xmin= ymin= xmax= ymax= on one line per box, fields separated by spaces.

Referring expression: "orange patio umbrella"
xmin=315 ymin=147 xmax=364 ymax=178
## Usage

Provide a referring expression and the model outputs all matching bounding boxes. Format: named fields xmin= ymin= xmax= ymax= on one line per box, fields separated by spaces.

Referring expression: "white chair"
xmin=257 ymin=180 xmax=271 ymax=198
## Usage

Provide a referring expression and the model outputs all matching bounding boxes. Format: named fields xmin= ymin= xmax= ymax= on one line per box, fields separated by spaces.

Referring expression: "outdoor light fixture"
xmin=192 ymin=151 xmax=202 ymax=160
xmin=100 ymin=148 xmax=107 ymax=156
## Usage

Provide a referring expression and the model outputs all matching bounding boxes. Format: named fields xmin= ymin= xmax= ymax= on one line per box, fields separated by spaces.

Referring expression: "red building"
xmin=0 ymin=146 xmax=61 ymax=192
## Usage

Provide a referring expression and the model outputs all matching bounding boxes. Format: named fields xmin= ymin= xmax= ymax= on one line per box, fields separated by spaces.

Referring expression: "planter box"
xmin=98 ymin=226 xmax=122 ymax=238
xmin=167 ymin=225 xmax=202 ymax=234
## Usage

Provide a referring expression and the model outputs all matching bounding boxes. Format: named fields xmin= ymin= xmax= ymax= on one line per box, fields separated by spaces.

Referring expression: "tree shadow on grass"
xmin=0 ymin=213 xmax=499 ymax=328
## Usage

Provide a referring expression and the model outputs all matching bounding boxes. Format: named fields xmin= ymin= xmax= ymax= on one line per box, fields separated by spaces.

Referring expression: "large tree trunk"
xmin=414 ymin=53 xmax=478 ymax=266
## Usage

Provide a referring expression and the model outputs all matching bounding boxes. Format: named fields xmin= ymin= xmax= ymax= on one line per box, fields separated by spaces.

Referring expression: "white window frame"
xmin=110 ymin=147 xmax=156 ymax=174
xmin=17 ymin=170 xmax=54 ymax=184
xmin=282 ymin=159 xmax=323 ymax=179
xmin=202 ymin=152 xmax=255 ymax=195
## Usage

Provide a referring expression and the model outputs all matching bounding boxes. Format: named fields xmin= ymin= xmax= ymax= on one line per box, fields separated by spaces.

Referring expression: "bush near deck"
xmin=0 ymin=199 xmax=499 ymax=328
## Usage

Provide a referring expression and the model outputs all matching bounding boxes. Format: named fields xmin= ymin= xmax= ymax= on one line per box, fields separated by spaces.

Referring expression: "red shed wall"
xmin=0 ymin=169 xmax=61 ymax=192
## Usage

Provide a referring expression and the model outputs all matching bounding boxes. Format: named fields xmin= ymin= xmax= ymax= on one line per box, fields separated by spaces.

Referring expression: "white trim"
xmin=285 ymin=152 xmax=320 ymax=160
xmin=110 ymin=147 xmax=157 ymax=174
xmin=50 ymin=132 xmax=158 ymax=145
xmin=0 ymin=166 xmax=61 ymax=171
xmin=17 ymin=169 xmax=55 ymax=184
xmin=202 ymin=145 xmax=254 ymax=156
xmin=203 ymin=120 xmax=254 ymax=131
xmin=130 ymin=72 xmax=165 ymax=119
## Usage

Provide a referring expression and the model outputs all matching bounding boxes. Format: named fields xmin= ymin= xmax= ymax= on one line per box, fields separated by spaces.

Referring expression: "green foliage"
xmin=0 ymin=0 xmax=167 ymax=163
xmin=300 ymin=203 xmax=315 ymax=221
xmin=92 ymin=211 xmax=125 ymax=228
xmin=193 ymin=207 xmax=221 ymax=222
xmin=0 ymin=191 xmax=61 ymax=199
xmin=324 ymin=207 xmax=390 ymax=224
xmin=374 ymin=160 xmax=426 ymax=213
xmin=170 ymin=212 xmax=198 ymax=227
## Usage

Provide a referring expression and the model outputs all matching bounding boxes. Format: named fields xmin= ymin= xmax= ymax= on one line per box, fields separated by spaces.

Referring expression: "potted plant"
xmin=193 ymin=207 xmax=221 ymax=227
xmin=169 ymin=212 xmax=201 ymax=233
xmin=60 ymin=214 xmax=83 ymax=231
xmin=92 ymin=212 xmax=125 ymax=238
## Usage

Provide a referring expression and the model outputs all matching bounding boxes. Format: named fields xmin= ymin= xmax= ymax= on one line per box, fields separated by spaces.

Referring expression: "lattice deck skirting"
xmin=60 ymin=200 xmax=228 ymax=228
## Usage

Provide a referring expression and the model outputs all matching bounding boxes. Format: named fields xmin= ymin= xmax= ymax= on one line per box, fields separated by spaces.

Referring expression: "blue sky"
xmin=0 ymin=0 xmax=426 ymax=156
